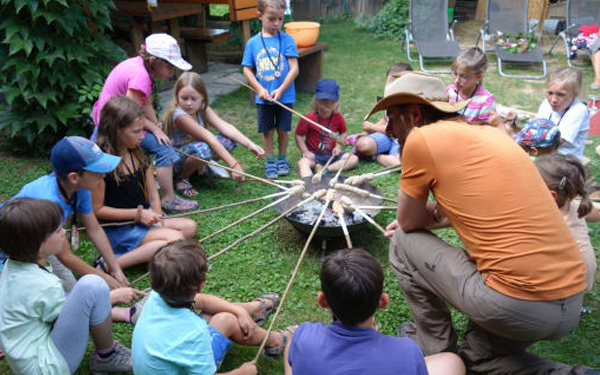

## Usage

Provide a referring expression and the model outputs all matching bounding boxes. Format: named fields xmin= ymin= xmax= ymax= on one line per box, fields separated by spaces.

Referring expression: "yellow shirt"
xmin=400 ymin=120 xmax=585 ymax=301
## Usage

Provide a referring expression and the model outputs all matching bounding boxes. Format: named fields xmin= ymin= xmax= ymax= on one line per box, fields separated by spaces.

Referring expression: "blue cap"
xmin=51 ymin=136 xmax=121 ymax=174
xmin=315 ymin=78 xmax=339 ymax=101
xmin=513 ymin=118 xmax=561 ymax=149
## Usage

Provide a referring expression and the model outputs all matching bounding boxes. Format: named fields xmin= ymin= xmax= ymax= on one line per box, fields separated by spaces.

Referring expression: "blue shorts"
xmin=200 ymin=316 xmax=232 ymax=368
xmin=366 ymin=132 xmax=394 ymax=155
xmin=140 ymin=131 xmax=180 ymax=168
xmin=389 ymin=138 xmax=401 ymax=156
xmin=173 ymin=135 xmax=236 ymax=176
xmin=314 ymin=152 xmax=344 ymax=167
xmin=257 ymin=104 xmax=293 ymax=133
xmin=104 ymin=223 xmax=152 ymax=256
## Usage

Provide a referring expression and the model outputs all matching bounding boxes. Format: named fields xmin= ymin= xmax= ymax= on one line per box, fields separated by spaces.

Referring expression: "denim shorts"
xmin=104 ymin=223 xmax=152 ymax=256
xmin=140 ymin=132 xmax=181 ymax=168
xmin=366 ymin=132 xmax=394 ymax=155
xmin=257 ymin=104 xmax=293 ymax=133
xmin=314 ymin=152 xmax=344 ymax=167
xmin=199 ymin=316 xmax=232 ymax=368
xmin=173 ymin=135 xmax=236 ymax=176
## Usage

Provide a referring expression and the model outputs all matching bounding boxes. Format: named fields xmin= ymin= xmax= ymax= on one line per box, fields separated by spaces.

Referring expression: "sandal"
xmin=175 ymin=178 xmax=199 ymax=197
xmin=252 ymin=293 xmax=280 ymax=327
xmin=161 ymin=196 xmax=198 ymax=214
xmin=263 ymin=325 xmax=296 ymax=358
xmin=93 ymin=255 xmax=107 ymax=273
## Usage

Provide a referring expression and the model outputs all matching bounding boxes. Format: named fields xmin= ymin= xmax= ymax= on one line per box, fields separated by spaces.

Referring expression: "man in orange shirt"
xmin=366 ymin=72 xmax=593 ymax=374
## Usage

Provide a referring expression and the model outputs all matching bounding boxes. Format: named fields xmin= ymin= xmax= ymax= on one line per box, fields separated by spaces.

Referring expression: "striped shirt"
xmin=447 ymin=84 xmax=496 ymax=124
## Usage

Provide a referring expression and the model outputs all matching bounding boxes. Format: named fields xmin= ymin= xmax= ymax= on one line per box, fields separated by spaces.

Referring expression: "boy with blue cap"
xmin=0 ymin=136 xmax=128 ymax=290
xmin=513 ymin=118 xmax=561 ymax=159
xmin=295 ymin=78 xmax=358 ymax=178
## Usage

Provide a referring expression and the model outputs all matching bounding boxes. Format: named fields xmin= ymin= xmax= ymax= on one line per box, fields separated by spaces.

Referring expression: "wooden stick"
xmin=354 ymin=206 xmax=387 ymax=235
xmin=176 ymin=148 xmax=290 ymax=191
xmin=253 ymin=191 xmax=334 ymax=361
xmin=357 ymin=205 xmax=397 ymax=210
xmin=334 ymin=183 xmax=397 ymax=204
xmin=130 ymin=272 xmax=149 ymax=286
xmin=333 ymin=201 xmax=352 ymax=248
xmin=198 ymin=194 xmax=292 ymax=244
xmin=373 ymin=165 xmax=402 ymax=176
xmin=208 ymin=195 xmax=317 ymax=261
xmin=328 ymin=144 xmax=358 ymax=187
xmin=311 ymin=153 xmax=337 ymax=185
xmin=229 ymin=76 xmax=343 ymax=141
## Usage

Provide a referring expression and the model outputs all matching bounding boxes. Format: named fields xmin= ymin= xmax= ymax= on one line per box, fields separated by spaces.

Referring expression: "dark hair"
xmin=535 ymin=154 xmax=592 ymax=218
xmin=96 ymin=95 xmax=149 ymax=182
xmin=386 ymin=62 xmax=413 ymax=78
xmin=320 ymin=248 xmax=384 ymax=326
xmin=0 ymin=198 xmax=63 ymax=263
xmin=150 ymin=240 xmax=208 ymax=305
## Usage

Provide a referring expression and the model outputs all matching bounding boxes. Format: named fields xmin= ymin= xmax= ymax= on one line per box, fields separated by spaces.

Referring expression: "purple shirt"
xmin=92 ymin=56 xmax=153 ymax=126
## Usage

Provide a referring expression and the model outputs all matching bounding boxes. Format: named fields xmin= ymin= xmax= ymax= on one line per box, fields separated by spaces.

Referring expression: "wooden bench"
xmin=296 ymin=42 xmax=328 ymax=93
xmin=180 ymin=27 xmax=231 ymax=73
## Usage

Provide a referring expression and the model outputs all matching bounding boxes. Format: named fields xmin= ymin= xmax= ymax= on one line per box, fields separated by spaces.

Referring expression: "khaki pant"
xmin=389 ymin=229 xmax=583 ymax=374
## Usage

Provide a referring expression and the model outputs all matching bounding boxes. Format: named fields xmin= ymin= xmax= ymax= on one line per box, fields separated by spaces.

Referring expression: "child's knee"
xmin=356 ymin=137 xmax=376 ymax=156
xmin=184 ymin=220 xmax=198 ymax=238
xmin=164 ymin=229 xmax=186 ymax=243
xmin=77 ymin=274 xmax=110 ymax=296
xmin=210 ymin=312 xmax=239 ymax=335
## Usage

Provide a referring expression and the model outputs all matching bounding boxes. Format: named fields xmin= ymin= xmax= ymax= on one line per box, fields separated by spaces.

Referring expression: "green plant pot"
xmin=448 ymin=8 xmax=454 ymax=21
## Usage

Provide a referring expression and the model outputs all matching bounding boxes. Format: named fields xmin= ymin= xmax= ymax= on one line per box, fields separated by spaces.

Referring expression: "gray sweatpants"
xmin=51 ymin=274 xmax=111 ymax=373
xmin=389 ymin=229 xmax=583 ymax=375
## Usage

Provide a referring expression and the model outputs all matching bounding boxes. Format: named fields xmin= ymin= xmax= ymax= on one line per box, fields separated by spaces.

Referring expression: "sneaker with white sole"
xmin=208 ymin=164 xmax=230 ymax=178
xmin=89 ymin=341 xmax=132 ymax=374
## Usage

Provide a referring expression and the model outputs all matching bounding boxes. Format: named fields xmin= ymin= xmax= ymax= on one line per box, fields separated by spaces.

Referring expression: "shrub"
xmin=0 ymin=0 xmax=126 ymax=154
xmin=368 ymin=0 xmax=409 ymax=40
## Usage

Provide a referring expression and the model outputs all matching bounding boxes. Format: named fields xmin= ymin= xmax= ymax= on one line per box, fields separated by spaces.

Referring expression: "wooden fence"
xmin=292 ymin=0 xmax=384 ymax=20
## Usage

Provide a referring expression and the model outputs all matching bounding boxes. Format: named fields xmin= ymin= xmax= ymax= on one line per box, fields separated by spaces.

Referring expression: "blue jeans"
xmin=140 ymin=132 xmax=180 ymax=168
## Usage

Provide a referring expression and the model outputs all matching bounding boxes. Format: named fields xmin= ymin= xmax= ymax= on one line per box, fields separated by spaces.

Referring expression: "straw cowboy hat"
xmin=364 ymin=71 xmax=469 ymax=120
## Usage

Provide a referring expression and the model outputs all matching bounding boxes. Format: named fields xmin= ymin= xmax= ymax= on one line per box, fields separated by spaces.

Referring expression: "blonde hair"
xmin=96 ymin=96 xmax=149 ymax=182
xmin=161 ymin=72 xmax=209 ymax=139
xmin=258 ymin=0 xmax=286 ymax=12
xmin=309 ymin=97 xmax=340 ymax=115
xmin=547 ymin=67 xmax=582 ymax=97
xmin=451 ymin=47 xmax=488 ymax=76
xmin=535 ymin=154 xmax=591 ymax=218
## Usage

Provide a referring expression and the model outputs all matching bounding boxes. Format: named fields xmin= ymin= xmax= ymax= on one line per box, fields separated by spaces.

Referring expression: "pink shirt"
xmin=446 ymin=84 xmax=496 ymax=124
xmin=92 ymin=56 xmax=153 ymax=126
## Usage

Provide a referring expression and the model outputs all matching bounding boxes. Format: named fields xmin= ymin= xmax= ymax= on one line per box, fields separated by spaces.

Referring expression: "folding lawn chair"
xmin=548 ymin=0 xmax=600 ymax=68
xmin=477 ymin=0 xmax=547 ymax=79
xmin=402 ymin=0 xmax=460 ymax=74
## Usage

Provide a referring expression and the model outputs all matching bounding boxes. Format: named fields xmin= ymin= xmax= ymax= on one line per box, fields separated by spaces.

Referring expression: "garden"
xmin=1 ymin=0 xmax=600 ymax=374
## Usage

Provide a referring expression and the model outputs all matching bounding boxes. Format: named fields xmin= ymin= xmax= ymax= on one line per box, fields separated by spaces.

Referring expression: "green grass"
xmin=1 ymin=20 xmax=600 ymax=374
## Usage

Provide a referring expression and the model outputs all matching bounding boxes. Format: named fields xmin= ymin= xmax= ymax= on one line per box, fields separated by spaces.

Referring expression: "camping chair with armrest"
xmin=477 ymin=0 xmax=547 ymax=79
xmin=402 ymin=0 xmax=460 ymax=74
xmin=548 ymin=0 xmax=600 ymax=68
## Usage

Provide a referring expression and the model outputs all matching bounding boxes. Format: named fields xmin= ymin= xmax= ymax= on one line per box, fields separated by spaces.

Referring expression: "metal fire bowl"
xmin=273 ymin=175 xmax=384 ymax=239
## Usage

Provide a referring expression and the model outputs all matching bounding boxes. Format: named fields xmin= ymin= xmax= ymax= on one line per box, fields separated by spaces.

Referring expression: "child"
xmin=4 ymin=136 xmax=127 ymax=291
xmin=161 ymin=72 xmax=266 ymax=194
xmin=242 ymin=0 xmax=299 ymax=179
xmin=0 ymin=198 xmax=132 ymax=374
xmin=92 ymin=96 xmax=198 ymax=269
xmin=447 ymin=47 xmax=496 ymax=125
xmin=295 ymin=79 xmax=358 ymax=178
xmin=535 ymin=155 xmax=597 ymax=292
xmin=513 ymin=118 xmax=561 ymax=159
xmin=132 ymin=240 xmax=294 ymax=374
xmin=92 ymin=33 xmax=198 ymax=213
xmin=284 ymin=248 xmax=465 ymax=375
xmin=351 ymin=62 xmax=412 ymax=167
xmin=537 ymin=67 xmax=590 ymax=162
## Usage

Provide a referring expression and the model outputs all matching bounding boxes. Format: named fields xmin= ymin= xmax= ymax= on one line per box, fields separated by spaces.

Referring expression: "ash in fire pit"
xmin=287 ymin=200 xmax=366 ymax=227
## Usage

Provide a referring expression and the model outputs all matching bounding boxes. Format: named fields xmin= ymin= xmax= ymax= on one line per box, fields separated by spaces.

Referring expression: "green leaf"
xmin=8 ymin=37 xmax=33 ymax=56
xmin=27 ymin=0 xmax=38 ymax=13
xmin=35 ymin=90 xmax=58 ymax=109
xmin=54 ymin=103 xmax=79 ymax=125
xmin=14 ymin=0 xmax=29 ymax=13
xmin=1 ymin=86 xmax=22 ymax=105
xmin=33 ymin=9 xmax=58 ymax=25
xmin=52 ymin=0 xmax=68 ymax=6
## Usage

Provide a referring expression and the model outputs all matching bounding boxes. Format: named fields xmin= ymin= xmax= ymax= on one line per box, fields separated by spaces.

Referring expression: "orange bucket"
xmin=284 ymin=22 xmax=320 ymax=48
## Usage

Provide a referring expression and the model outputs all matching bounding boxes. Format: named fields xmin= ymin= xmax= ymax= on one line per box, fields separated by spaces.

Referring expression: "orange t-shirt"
xmin=400 ymin=120 xmax=585 ymax=301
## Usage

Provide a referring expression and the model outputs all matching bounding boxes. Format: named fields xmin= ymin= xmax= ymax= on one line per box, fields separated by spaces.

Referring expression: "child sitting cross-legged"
xmin=132 ymin=240 xmax=294 ymax=375
xmin=295 ymin=79 xmax=358 ymax=178
xmin=285 ymin=248 xmax=465 ymax=375
xmin=0 ymin=198 xmax=131 ymax=374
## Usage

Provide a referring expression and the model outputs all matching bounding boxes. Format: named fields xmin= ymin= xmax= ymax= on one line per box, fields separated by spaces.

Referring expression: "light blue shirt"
xmin=132 ymin=291 xmax=217 ymax=375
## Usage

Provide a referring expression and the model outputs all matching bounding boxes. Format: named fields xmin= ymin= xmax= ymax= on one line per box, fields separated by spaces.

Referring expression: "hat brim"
xmin=364 ymin=92 xmax=469 ymax=120
xmin=316 ymin=93 xmax=339 ymax=101
xmin=83 ymin=153 xmax=122 ymax=174
xmin=167 ymin=57 xmax=192 ymax=71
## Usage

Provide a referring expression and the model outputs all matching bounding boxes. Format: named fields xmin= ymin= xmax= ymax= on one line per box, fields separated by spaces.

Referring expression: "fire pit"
xmin=273 ymin=175 xmax=384 ymax=238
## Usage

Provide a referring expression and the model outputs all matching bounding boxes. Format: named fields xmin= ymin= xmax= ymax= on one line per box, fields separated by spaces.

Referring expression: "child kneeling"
xmin=295 ymin=79 xmax=358 ymax=178
xmin=285 ymin=248 xmax=465 ymax=375
xmin=132 ymin=240 xmax=293 ymax=375
xmin=0 ymin=199 xmax=131 ymax=374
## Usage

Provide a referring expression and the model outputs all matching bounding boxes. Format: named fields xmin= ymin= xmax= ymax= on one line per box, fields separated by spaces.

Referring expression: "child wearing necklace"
xmin=536 ymin=67 xmax=589 ymax=163
xmin=446 ymin=47 xmax=496 ymax=125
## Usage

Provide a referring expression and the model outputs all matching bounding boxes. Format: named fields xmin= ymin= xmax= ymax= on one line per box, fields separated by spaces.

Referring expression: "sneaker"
xmin=89 ymin=341 xmax=132 ymax=374
xmin=570 ymin=365 xmax=600 ymax=375
xmin=265 ymin=160 xmax=278 ymax=179
xmin=397 ymin=321 xmax=417 ymax=342
xmin=208 ymin=164 xmax=230 ymax=178
xmin=130 ymin=294 xmax=149 ymax=325
xmin=277 ymin=157 xmax=290 ymax=176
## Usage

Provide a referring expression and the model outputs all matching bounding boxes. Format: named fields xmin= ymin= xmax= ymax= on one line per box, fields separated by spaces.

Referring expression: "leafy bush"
xmin=368 ymin=0 xmax=409 ymax=40
xmin=0 ymin=0 xmax=126 ymax=153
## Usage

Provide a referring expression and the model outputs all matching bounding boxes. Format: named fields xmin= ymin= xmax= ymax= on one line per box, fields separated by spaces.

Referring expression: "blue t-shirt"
xmin=288 ymin=322 xmax=429 ymax=375
xmin=241 ymin=31 xmax=298 ymax=105
xmin=132 ymin=291 xmax=217 ymax=375
xmin=0 ymin=173 xmax=93 ymax=268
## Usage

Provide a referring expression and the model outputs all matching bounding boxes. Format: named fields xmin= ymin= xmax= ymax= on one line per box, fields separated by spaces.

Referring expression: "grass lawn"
xmin=1 ymin=19 xmax=600 ymax=374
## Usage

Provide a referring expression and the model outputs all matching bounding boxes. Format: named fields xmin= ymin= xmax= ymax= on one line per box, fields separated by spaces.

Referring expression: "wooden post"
xmin=475 ymin=0 xmax=486 ymax=21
